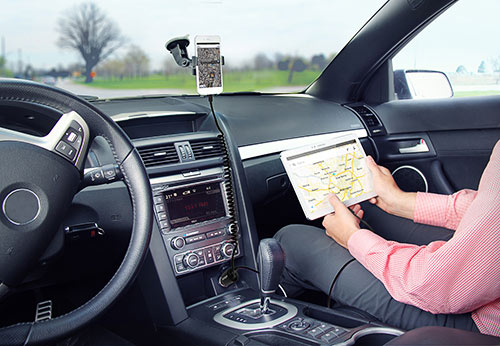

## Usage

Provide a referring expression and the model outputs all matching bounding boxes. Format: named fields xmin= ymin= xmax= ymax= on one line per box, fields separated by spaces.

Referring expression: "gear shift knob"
xmin=257 ymin=238 xmax=285 ymax=313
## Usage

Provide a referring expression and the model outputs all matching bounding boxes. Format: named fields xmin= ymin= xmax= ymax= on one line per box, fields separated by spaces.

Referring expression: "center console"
xmin=151 ymin=167 xmax=241 ymax=276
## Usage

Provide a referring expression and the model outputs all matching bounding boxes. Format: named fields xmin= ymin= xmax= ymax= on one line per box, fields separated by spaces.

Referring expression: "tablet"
xmin=280 ymin=134 xmax=376 ymax=220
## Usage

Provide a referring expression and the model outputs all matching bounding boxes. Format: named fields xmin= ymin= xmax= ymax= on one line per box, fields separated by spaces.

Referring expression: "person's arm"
xmin=327 ymin=141 xmax=500 ymax=315
xmin=325 ymin=192 xmax=500 ymax=315
xmin=366 ymin=156 xmax=477 ymax=230
xmin=348 ymin=206 xmax=500 ymax=315
xmin=413 ymin=189 xmax=477 ymax=230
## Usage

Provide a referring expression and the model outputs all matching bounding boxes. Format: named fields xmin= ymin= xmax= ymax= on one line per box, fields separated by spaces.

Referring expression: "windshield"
xmin=0 ymin=0 xmax=386 ymax=98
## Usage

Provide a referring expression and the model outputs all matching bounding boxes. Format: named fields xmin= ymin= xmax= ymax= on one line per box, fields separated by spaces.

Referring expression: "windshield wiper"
xmin=78 ymin=95 xmax=99 ymax=101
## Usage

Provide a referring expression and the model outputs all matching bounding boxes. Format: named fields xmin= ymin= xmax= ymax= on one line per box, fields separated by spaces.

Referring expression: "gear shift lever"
xmin=257 ymin=238 xmax=285 ymax=314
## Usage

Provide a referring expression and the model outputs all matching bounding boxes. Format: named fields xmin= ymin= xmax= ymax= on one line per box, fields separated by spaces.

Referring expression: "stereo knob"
xmin=171 ymin=237 xmax=185 ymax=250
xmin=183 ymin=253 xmax=200 ymax=269
xmin=221 ymin=242 xmax=235 ymax=258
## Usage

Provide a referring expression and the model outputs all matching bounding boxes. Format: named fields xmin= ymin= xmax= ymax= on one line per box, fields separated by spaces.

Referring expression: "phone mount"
xmin=165 ymin=35 xmax=224 ymax=75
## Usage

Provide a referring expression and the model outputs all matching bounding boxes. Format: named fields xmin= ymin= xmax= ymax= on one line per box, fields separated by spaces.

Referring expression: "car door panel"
xmin=373 ymin=97 xmax=500 ymax=192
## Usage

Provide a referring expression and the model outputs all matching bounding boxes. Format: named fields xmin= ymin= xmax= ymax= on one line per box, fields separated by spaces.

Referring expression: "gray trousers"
xmin=274 ymin=202 xmax=479 ymax=332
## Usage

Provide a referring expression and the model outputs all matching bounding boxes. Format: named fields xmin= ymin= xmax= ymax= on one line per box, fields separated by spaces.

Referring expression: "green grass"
xmin=453 ymin=90 xmax=500 ymax=98
xmin=76 ymin=69 xmax=320 ymax=92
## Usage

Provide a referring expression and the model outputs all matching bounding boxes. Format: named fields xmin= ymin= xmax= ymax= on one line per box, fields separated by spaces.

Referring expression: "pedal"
xmin=35 ymin=300 xmax=52 ymax=322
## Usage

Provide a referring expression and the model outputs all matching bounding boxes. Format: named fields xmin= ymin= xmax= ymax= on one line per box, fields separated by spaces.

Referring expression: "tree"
xmin=477 ymin=60 xmax=487 ymax=73
xmin=489 ymin=56 xmax=500 ymax=84
xmin=288 ymin=58 xmax=307 ymax=83
xmin=253 ymin=53 xmax=273 ymax=70
xmin=456 ymin=65 xmax=467 ymax=74
xmin=97 ymin=58 xmax=125 ymax=79
xmin=311 ymin=54 xmax=327 ymax=70
xmin=57 ymin=2 xmax=125 ymax=83
xmin=123 ymin=45 xmax=150 ymax=78
xmin=277 ymin=59 xmax=290 ymax=71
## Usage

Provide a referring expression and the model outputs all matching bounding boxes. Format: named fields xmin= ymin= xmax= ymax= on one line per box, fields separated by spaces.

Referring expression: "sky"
xmin=0 ymin=0 xmax=385 ymax=71
xmin=1 ymin=0 xmax=499 ymax=74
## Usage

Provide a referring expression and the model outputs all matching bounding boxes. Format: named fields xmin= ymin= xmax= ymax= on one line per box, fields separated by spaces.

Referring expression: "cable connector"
xmin=218 ymin=267 xmax=240 ymax=288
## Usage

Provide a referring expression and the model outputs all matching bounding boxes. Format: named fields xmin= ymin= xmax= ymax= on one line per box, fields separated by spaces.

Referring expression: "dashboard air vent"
xmin=137 ymin=144 xmax=179 ymax=167
xmin=191 ymin=138 xmax=224 ymax=160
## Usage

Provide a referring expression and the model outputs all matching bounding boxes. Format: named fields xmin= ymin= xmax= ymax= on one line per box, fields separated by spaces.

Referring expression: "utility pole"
xmin=18 ymin=49 xmax=23 ymax=75
xmin=1 ymin=36 xmax=5 ymax=77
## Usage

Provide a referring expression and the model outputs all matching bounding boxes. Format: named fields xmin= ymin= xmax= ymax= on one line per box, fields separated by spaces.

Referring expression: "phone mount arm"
xmin=165 ymin=36 xmax=192 ymax=68
xmin=165 ymin=35 xmax=224 ymax=75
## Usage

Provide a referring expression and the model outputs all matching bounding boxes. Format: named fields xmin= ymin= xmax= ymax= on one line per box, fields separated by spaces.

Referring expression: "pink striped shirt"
xmin=348 ymin=140 xmax=500 ymax=336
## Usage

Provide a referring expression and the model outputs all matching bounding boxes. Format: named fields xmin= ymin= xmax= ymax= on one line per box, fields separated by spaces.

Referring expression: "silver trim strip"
xmin=238 ymin=129 xmax=368 ymax=160
xmin=213 ymin=299 xmax=298 ymax=331
xmin=149 ymin=167 xmax=224 ymax=185
xmin=392 ymin=165 xmax=428 ymax=193
xmin=113 ymin=111 xmax=199 ymax=122
xmin=2 ymin=188 xmax=41 ymax=226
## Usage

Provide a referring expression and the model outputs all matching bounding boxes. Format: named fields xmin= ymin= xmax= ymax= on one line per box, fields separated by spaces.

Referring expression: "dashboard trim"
xmin=238 ymin=129 xmax=368 ymax=160
xmin=113 ymin=111 xmax=199 ymax=122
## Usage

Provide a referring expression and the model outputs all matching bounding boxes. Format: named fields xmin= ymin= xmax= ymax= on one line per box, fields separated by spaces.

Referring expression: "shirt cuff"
xmin=347 ymin=229 xmax=386 ymax=267
xmin=413 ymin=192 xmax=449 ymax=228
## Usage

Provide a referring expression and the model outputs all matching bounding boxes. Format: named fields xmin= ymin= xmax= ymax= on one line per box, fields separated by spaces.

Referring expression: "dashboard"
xmin=3 ymin=92 xmax=383 ymax=307
xmin=81 ymin=94 xmax=382 ymax=295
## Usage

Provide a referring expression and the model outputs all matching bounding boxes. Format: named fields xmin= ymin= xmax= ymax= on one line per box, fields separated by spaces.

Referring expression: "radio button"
xmin=185 ymin=234 xmax=207 ymax=244
xmin=183 ymin=253 xmax=200 ymax=269
xmin=171 ymin=237 xmax=185 ymax=250
xmin=207 ymin=229 xmax=225 ymax=239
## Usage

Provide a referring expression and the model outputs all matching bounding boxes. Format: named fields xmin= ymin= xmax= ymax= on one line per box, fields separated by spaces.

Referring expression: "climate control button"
xmin=221 ymin=242 xmax=235 ymax=258
xmin=183 ymin=253 xmax=200 ymax=269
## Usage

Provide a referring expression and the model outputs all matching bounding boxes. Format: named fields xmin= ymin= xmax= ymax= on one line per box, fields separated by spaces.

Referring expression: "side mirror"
xmin=394 ymin=69 xmax=453 ymax=99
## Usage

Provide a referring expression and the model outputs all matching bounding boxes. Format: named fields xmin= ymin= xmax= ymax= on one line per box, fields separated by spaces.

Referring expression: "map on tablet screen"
xmin=280 ymin=134 xmax=376 ymax=220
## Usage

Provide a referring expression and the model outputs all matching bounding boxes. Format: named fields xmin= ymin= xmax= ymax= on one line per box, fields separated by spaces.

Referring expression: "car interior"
xmin=1 ymin=0 xmax=500 ymax=345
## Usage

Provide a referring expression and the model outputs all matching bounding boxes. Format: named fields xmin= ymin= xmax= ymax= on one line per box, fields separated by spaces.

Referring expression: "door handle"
xmin=399 ymin=139 xmax=430 ymax=154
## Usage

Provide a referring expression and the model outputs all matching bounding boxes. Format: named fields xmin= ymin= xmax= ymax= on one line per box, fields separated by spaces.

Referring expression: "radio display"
xmin=163 ymin=182 xmax=226 ymax=228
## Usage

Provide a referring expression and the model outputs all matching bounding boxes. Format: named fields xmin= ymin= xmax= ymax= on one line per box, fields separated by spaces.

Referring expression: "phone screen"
xmin=197 ymin=44 xmax=222 ymax=89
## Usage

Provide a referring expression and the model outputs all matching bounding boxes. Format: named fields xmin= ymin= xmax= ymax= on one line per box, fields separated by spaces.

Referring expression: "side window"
xmin=392 ymin=0 xmax=500 ymax=99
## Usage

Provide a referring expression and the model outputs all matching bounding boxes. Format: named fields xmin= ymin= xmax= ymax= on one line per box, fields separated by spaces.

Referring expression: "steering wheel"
xmin=0 ymin=79 xmax=153 ymax=345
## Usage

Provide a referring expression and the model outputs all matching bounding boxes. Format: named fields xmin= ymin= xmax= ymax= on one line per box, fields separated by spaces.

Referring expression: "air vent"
xmin=191 ymin=138 xmax=224 ymax=160
xmin=351 ymin=106 xmax=381 ymax=127
xmin=137 ymin=143 xmax=179 ymax=167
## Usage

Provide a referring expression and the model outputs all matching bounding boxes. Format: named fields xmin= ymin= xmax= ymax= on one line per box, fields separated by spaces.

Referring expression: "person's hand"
xmin=366 ymin=155 xmax=416 ymax=219
xmin=322 ymin=194 xmax=363 ymax=249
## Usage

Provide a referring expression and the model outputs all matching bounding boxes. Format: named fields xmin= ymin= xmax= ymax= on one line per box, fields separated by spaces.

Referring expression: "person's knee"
xmin=274 ymin=224 xmax=326 ymax=264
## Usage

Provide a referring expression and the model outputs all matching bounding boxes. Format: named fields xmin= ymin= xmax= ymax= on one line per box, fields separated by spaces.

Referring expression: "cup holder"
xmin=351 ymin=327 xmax=404 ymax=346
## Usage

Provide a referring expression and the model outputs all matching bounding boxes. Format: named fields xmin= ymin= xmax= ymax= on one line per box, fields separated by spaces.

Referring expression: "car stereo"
xmin=151 ymin=171 xmax=240 ymax=276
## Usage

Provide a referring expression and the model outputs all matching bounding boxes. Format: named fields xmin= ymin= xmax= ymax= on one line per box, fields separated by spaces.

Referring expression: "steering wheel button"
xmin=70 ymin=120 xmax=84 ymax=134
xmin=65 ymin=130 xmax=78 ymax=143
xmin=56 ymin=141 xmax=76 ymax=160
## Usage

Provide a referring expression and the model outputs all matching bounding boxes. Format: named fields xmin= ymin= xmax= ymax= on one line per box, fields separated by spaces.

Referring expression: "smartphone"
xmin=195 ymin=35 xmax=223 ymax=95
